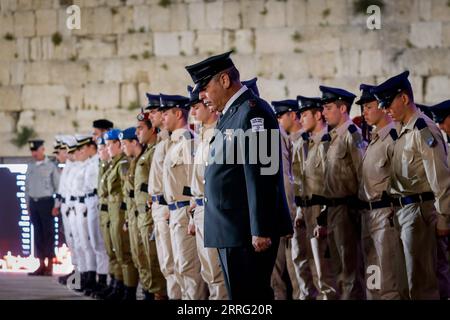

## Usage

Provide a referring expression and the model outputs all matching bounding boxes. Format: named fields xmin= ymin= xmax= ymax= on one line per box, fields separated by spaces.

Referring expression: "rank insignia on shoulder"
xmin=301 ymin=132 xmax=310 ymax=141
xmin=415 ymin=118 xmax=436 ymax=147
xmin=321 ymin=133 xmax=331 ymax=142
xmin=250 ymin=117 xmax=264 ymax=132
xmin=348 ymin=124 xmax=365 ymax=149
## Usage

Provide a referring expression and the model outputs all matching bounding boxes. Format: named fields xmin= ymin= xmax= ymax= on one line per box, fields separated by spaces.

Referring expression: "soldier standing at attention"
xmin=356 ymin=84 xmax=407 ymax=299
xmin=372 ymin=71 xmax=450 ymax=300
xmin=134 ymin=111 xmax=168 ymax=300
xmin=296 ymin=95 xmax=338 ymax=300
xmin=185 ymin=52 xmax=292 ymax=300
xmin=160 ymin=93 xmax=207 ymax=300
xmin=187 ymin=85 xmax=227 ymax=300
xmin=26 ymin=139 xmax=60 ymax=276
xmin=147 ymin=93 xmax=182 ymax=300
xmin=320 ymin=85 xmax=366 ymax=300
xmin=104 ymin=129 xmax=139 ymax=300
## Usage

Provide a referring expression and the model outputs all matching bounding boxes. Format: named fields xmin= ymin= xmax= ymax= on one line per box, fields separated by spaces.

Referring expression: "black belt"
xmin=70 ymin=196 xmax=76 ymax=201
xmin=151 ymin=194 xmax=167 ymax=205
xmin=392 ymin=192 xmax=434 ymax=208
xmin=100 ymin=204 xmax=108 ymax=211
xmin=140 ymin=183 xmax=148 ymax=192
xmin=168 ymin=201 xmax=190 ymax=211
xmin=128 ymin=190 xmax=134 ymax=198
xmin=359 ymin=198 xmax=394 ymax=210
xmin=195 ymin=198 xmax=204 ymax=206
xmin=120 ymin=202 xmax=127 ymax=211
xmin=55 ymin=193 xmax=62 ymax=200
xmin=61 ymin=197 xmax=66 ymax=204
xmin=327 ymin=196 xmax=357 ymax=207
xmin=295 ymin=195 xmax=328 ymax=207
xmin=78 ymin=196 xmax=85 ymax=203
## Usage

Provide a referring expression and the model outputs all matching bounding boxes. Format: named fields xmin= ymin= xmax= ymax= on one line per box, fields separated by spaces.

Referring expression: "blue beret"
xmin=355 ymin=84 xmax=377 ymax=106
xmin=145 ymin=93 xmax=161 ymax=110
xmin=297 ymin=95 xmax=323 ymax=113
xmin=119 ymin=127 xmax=137 ymax=141
xmin=28 ymin=139 xmax=44 ymax=151
xmin=159 ymin=93 xmax=191 ymax=111
xmin=104 ymin=128 xmax=122 ymax=141
xmin=319 ymin=85 xmax=356 ymax=105
xmin=271 ymin=99 xmax=299 ymax=116
xmin=185 ymin=51 xmax=235 ymax=94
xmin=429 ymin=100 xmax=450 ymax=124
xmin=242 ymin=77 xmax=260 ymax=97
xmin=371 ymin=71 xmax=412 ymax=109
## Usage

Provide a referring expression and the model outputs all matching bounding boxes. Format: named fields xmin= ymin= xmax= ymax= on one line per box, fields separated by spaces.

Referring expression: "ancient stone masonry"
xmin=0 ymin=0 xmax=449 ymax=156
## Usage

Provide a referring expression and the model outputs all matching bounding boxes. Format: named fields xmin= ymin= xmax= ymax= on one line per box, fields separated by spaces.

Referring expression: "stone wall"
xmin=0 ymin=0 xmax=449 ymax=156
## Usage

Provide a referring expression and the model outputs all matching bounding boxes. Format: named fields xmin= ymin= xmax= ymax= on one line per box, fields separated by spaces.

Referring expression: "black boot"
xmin=90 ymin=273 xmax=108 ymax=296
xmin=105 ymin=280 xmax=125 ymax=300
xmin=93 ymin=275 xmax=115 ymax=300
xmin=122 ymin=286 xmax=137 ymax=301
xmin=58 ymin=269 xmax=75 ymax=285
xmin=42 ymin=258 xmax=53 ymax=276
xmin=28 ymin=259 xmax=45 ymax=276
xmin=142 ymin=289 xmax=154 ymax=301
xmin=84 ymin=271 xmax=97 ymax=296
xmin=74 ymin=272 xmax=86 ymax=292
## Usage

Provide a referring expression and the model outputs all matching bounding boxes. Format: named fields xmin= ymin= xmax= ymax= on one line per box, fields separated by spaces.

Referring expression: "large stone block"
xmin=443 ymin=22 xmax=450 ymax=47
xmin=286 ymin=0 xmax=307 ymax=27
xmin=24 ymin=61 xmax=51 ymax=84
xmin=65 ymin=84 xmax=84 ymax=111
xmin=0 ymin=39 xmax=17 ymax=61
xmin=147 ymin=56 xmax=192 ymax=94
xmin=16 ymin=0 xmax=33 ymax=11
xmin=261 ymin=0 xmax=286 ymax=28
xmin=154 ymin=32 xmax=180 ymax=56
xmin=178 ymin=31 xmax=195 ymax=56
xmin=188 ymin=1 xmax=206 ymax=30
xmin=0 ymin=12 xmax=14 ymax=35
xmin=0 ymin=86 xmax=22 ymax=111
xmin=307 ymin=51 xmax=338 ymax=78
xmin=93 ymin=7 xmax=113 ymax=35
xmin=22 ymin=85 xmax=67 ymax=110
xmin=0 ymin=0 xmax=18 ymax=12
xmin=10 ymin=61 xmax=25 ymax=85
xmin=31 ymin=0 xmax=53 ymax=10
xmin=286 ymin=77 xmax=322 ymax=98
xmin=111 ymin=6 xmax=134 ymax=34
xmin=223 ymin=0 xmax=241 ymax=29
xmin=120 ymin=83 xmax=139 ymax=109
xmin=0 ymin=132 xmax=29 ymax=157
xmin=133 ymin=5 xmax=151 ymax=32
xmin=41 ymin=36 xmax=77 ymax=61
xmin=232 ymin=54 xmax=258 ymax=81
xmin=336 ymin=49 xmax=360 ymax=78
xmin=205 ymin=0 xmax=223 ymax=30
xmin=137 ymin=82 xmax=152 ymax=104
xmin=30 ymin=37 xmax=42 ymax=61
xmin=195 ymin=30 xmax=223 ymax=55
xmin=36 ymin=9 xmax=57 ymax=36
xmin=117 ymin=33 xmax=153 ymax=57
xmin=0 ymin=61 xmax=10 ymax=85
xmin=0 ymin=112 xmax=17 ymax=133
xmin=16 ymin=110 xmax=35 ymax=130
xmin=77 ymin=36 xmax=116 ymax=59
xmin=34 ymin=110 xmax=74 ymax=134
xmin=255 ymin=28 xmax=295 ymax=54
xmin=235 ymin=29 xmax=254 ymax=54
xmin=425 ymin=75 xmax=450 ymax=103
xmin=104 ymin=109 xmax=137 ymax=130
xmin=148 ymin=4 xmax=171 ymax=32
xmin=49 ymin=62 xmax=88 ymax=85
xmin=16 ymin=37 xmax=29 ymax=61
xmin=74 ymin=109 xmax=107 ymax=132
xmin=241 ymin=0 xmax=266 ymax=29
xmin=122 ymin=59 xmax=152 ymax=83
xmin=409 ymin=22 xmax=442 ymax=48
xmin=72 ymin=7 xmax=95 ymax=36
xmin=14 ymin=10 xmax=35 ymax=37
xmin=256 ymin=78 xmax=287 ymax=101
xmin=431 ymin=0 xmax=450 ymax=22
xmin=359 ymin=49 xmax=383 ymax=77
xmin=170 ymin=2 xmax=188 ymax=31
xmin=84 ymin=83 xmax=120 ymax=110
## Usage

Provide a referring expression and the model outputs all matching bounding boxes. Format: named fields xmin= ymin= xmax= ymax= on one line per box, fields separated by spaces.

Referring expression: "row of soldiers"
xmin=50 ymin=66 xmax=450 ymax=300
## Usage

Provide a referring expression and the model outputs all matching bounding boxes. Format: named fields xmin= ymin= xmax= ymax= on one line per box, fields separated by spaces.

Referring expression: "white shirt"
xmin=83 ymin=154 xmax=99 ymax=194
xmin=221 ymin=85 xmax=248 ymax=117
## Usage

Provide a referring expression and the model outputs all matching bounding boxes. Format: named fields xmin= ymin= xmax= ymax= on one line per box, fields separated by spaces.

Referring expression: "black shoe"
xmin=93 ymin=276 xmax=115 ymax=300
xmin=84 ymin=271 xmax=97 ymax=296
xmin=105 ymin=280 xmax=125 ymax=301
xmin=122 ymin=286 xmax=137 ymax=301
xmin=73 ymin=272 xmax=86 ymax=292
xmin=58 ymin=270 xmax=75 ymax=285
xmin=142 ymin=290 xmax=154 ymax=301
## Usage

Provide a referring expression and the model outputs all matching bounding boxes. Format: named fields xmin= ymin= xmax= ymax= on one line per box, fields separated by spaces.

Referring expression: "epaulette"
xmin=414 ymin=118 xmax=436 ymax=147
xmin=183 ymin=130 xmax=194 ymax=140
xmin=321 ymin=133 xmax=331 ymax=142
xmin=389 ymin=128 xmax=398 ymax=141
xmin=301 ymin=132 xmax=310 ymax=141
xmin=348 ymin=124 xmax=365 ymax=149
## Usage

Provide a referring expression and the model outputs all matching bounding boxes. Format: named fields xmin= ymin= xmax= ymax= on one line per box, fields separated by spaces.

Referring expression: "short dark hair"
xmin=336 ymin=100 xmax=352 ymax=114
xmin=213 ymin=66 xmax=240 ymax=84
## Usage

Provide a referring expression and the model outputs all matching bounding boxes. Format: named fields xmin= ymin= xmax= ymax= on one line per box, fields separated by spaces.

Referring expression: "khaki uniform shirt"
xmin=290 ymin=130 xmax=305 ymax=198
xmin=324 ymin=119 xmax=367 ymax=198
xmin=301 ymin=127 xmax=329 ymax=199
xmin=359 ymin=122 xmax=397 ymax=202
xmin=191 ymin=122 xmax=216 ymax=199
xmin=148 ymin=130 xmax=170 ymax=197
xmin=123 ymin=156 xmax=138 ymax=219
xmin=107 ymin=154 xmax=129 ymax=203
xmin=391 ymin=110 xmax=450 ymax=227
xmin=163 ymin=127 xmax=195 ymax=204
xmin=135 ymin=143 xmax=155 ymax=207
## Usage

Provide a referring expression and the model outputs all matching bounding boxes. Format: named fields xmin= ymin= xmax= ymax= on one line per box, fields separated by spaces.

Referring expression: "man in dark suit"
xmin=185 ymin=51 xmax=293 ymax=300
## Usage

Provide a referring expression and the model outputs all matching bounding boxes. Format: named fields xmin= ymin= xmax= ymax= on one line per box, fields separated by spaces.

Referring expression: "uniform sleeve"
xmin=348 ymin=132 xmax=366 ymax=181
xmin=85 ymin=159 xmax=99 ymax=194
xmin=242 ymin=106 xmax=292 ymax=237
xmin=183 ymin=138 xmax=195 ymax=197
xmin=51 ymin=164 xmax=60 ymax=195
xmin=416 ymin=130 xmax=450 ymax=225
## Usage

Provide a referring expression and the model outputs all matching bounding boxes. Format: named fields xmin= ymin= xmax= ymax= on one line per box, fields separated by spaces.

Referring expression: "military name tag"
xmin=250 ymin=117 xmax=264 ymax=132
